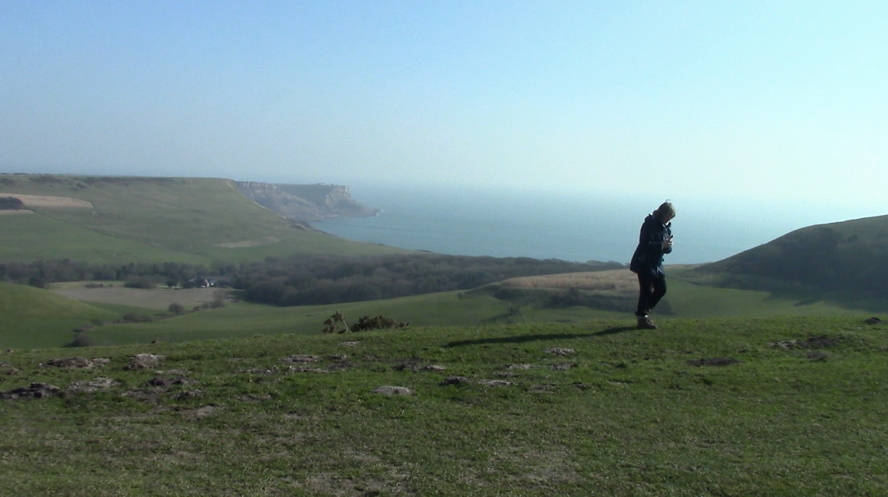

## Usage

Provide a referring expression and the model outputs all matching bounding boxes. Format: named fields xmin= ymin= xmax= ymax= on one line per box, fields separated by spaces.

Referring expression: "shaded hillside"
xmin=691 ymin=214 xmax=888 ymax=297
xmin=0 ymin=281 xmax=121 ymax=348
xmin=235 ymin=182 xmax=378 ymax=222
xmin=0 ymin=174 xmax=402 ymax=264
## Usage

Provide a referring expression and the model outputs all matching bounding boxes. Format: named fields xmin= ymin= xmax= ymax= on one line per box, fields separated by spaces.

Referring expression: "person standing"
xmin=629 ymin=201 xmax=675 ymax=329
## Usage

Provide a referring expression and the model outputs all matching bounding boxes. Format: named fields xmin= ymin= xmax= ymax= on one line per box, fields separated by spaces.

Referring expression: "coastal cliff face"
xmin=235 ymin=182 xmax=379 ymax=222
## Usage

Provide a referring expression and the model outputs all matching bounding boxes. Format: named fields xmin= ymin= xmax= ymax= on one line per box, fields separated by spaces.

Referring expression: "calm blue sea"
xmin=312 ymin=185 xmax=862 ymax=265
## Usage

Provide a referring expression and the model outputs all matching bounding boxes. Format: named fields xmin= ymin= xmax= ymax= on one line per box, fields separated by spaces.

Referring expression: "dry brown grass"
xmin=499 ymin=269 xmax=638 ymax=295
xmin=0 ymin=193 xmax=93 ymax=209
xmin=50 ymin=284 xmax=222 ymax=311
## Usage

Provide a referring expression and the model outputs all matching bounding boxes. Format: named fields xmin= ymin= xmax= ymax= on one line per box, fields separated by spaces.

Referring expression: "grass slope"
xmin=691 ymin=214 xmax=888 ymax=303
xmin=0 ymin=266 xmax=861 ymax=350
xmin=54 ymin=274 xmax=858 ymax=349
xmin=0 ymin=174 xmax=405 ymax=264
xmin=0 ymin=282 xmax=120 ymax=349
xmin=1 ymin=316 xmax=886 ymax=495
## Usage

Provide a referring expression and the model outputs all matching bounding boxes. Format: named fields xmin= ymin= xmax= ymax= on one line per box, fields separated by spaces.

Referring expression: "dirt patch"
xmin=0 ymin=209 xmax=33 ymax=215
xmin=184 ymin=405 xmax=223 ymax=420
xmin=439 ymin=376 xmax=470 ymax=386
xmin=66 ymin=377 xmax=119 ymax=394
xmin=1 ymin=382 xmax=61 ymax=399
xmin=770 ymin=336 xmax=840 ymax=350
xmin=125 ymin=354 xmax=166 ymax=370
xmin=478 ymin=379 xmax=516 ymax=387
xmin=373 ymin=386 xmax=415 ymax=395
xmin=41 ymin=357 xmax=109 ymax=369
xmin=0 ymin=193 xmax=93 ymax=209
xmin=282 ymin=354 xmax=320 ymax=363
xmin=213 ymin=236 xmax=280 ymax=248
xmin=687 ymin=358 xmax=741 ymax=367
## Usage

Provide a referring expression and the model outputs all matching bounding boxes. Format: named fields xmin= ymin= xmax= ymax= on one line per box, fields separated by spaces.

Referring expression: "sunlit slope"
xmin=0 ymin=175 xmax=404 ymax=263
xmin=79 ymin=281 xmax=857 ymax=348
xmin=690 ymin=214 xmax=888 ymax=303
xmin=0 ymin=281 xmax=119 ymax=349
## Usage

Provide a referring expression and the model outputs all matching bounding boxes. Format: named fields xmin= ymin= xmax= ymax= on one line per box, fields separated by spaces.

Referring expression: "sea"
xmin=311 ymin=185 xmax=878 ymax=265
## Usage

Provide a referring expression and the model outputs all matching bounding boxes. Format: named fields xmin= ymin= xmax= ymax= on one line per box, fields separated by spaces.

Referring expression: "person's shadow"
xmin=443 ymin=325 xmax=637 ymax=348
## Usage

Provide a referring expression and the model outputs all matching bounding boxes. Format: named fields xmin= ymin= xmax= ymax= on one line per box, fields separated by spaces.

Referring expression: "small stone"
xmin=66 ymin=377 xmax=118 ymax=394
xmin=551 ymin=362 xmax=575 ymax=371
xmin=544 ymin=348 xmax=575 ymax=356
xmin=373 ymin=385 xmax=415 ymax=395
xmin=419 ymin=365 xmax=446 ymax=372
xmin=478 ymin=379 xmax=515 ymax=387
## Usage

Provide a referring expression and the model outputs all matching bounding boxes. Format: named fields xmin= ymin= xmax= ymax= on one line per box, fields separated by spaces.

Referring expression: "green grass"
xmin=1 ymin=316 xmax=886 ymax=495
xmin=2 ymin=268 xmax=870 ymax=350
xmin=0 ymin=214 xmax=208 ymax=264
xmin=84 ymin=290 xmax=623 ymax=347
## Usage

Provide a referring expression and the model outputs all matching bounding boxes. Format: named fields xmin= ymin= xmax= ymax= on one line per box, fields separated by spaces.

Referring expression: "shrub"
xmin=168 ymin=303 xmax=186 ymax=315
xmin=67 ymin=334 xmax=94 ymax=348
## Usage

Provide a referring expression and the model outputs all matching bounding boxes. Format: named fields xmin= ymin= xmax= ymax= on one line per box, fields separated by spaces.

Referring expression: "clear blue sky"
xmin=2 ymin=1 xmax=886 ymax=218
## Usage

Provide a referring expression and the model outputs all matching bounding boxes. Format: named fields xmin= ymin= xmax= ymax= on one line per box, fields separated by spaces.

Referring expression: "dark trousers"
xmin=636 ymin=271 xmax=667 ymax=316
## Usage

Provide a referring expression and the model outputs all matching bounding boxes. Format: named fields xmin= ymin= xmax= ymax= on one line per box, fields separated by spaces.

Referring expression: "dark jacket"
xmin=629 ymin=214 xmax=672 ymax=276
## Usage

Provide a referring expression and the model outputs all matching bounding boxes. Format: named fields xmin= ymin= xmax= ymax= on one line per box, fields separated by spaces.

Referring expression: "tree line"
xmin=0 ymin=260 xmax=233 ymax=289
xmin=1 ymin=255 xmax=623 ymax=306
xmin=230 ymin=254 xmax=620 ymax=306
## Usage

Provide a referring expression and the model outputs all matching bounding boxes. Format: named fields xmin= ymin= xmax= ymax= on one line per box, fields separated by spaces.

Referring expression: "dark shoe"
xmin=637 ymin=316 xmax=658 ymax=330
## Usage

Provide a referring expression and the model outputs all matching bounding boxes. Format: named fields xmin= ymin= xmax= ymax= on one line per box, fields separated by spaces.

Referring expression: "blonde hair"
xmin=654 ymin=201 xmax=675 ymax=220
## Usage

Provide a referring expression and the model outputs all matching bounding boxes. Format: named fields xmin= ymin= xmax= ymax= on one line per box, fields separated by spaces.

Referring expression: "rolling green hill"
xmin=689 ymin=214 xmax=888 ymax=307
xmin=0 ymin=174 xmax=405 ymax=264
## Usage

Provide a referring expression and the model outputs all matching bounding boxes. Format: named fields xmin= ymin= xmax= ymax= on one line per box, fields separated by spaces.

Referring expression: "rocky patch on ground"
xmin=124 ymin=354 xmax=166 ymax=370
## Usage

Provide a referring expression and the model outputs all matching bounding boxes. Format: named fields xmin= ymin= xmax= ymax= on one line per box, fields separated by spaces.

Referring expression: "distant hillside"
xmin=0 ymin=174 xmax=402 ymax=264
xmin=691 ymin=214 xmax=888 ymax=298
xmin=236 ymin=182 xmax=379 ymax=222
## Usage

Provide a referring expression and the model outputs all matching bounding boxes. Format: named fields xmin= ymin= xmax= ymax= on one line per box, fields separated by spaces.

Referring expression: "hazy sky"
xmin=2 ymin=1 xmax=886 ymax=217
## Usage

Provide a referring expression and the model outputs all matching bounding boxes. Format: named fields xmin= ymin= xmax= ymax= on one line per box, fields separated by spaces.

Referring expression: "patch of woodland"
xmin=232 ymin=254 xmax=613 ymax=306
xmin=1 ymin=254 xmax=618 ymax=306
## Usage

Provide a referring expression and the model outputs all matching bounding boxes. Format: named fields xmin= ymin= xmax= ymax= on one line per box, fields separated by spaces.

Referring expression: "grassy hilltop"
xmin=1 ymin=316 xmax=887 ymax=495
xmin=0 ymin=174 xmax=403 ymax=264
xmin=689 ymin=214 xmax=888 ymax=309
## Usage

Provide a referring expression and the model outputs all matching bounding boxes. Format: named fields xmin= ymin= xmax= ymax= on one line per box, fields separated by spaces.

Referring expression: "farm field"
xmin=1 ymin=315 xmax=886 ymax=495
xmin=49 ymin=282 xmax=223 ymax=311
